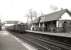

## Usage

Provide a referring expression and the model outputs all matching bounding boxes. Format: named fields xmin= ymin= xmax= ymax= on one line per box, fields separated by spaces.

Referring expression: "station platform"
xmin=25 ymin=30 xmax=71 ymax=38
xmin=0 ymin=31 xmax=36 ymax=50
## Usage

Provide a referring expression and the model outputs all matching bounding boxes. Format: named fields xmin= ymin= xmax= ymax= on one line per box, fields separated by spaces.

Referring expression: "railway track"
xmin=24 ymin=33 xmax=71 ymax=47
xmin=23 ymin=35 xmax=62 ymax=50
xmin=10 ymin=31 xmax=71 ymax=50
xmin=23 ymin=34 xmax=71 ymax=50
xmin=11 ymin=32 xmax=48 ymax=50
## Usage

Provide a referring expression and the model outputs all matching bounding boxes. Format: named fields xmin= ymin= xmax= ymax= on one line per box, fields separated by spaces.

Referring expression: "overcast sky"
xmin=0 ymin=0 xmax=71 ymax=23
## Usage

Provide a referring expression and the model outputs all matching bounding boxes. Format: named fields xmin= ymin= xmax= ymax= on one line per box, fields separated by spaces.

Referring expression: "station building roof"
xmin=40 ymin=9 xmax=71 ymax=22
xmin=32 ymin=9 xmax=71 ymax=23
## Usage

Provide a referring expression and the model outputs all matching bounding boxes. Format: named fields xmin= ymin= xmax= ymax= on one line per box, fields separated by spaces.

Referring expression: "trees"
xmin=26 ymin=9 xmax=37 ymax=23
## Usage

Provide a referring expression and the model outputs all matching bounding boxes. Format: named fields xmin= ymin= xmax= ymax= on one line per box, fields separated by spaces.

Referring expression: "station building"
xmin=31 ymin=9 xmax=71 ymax=32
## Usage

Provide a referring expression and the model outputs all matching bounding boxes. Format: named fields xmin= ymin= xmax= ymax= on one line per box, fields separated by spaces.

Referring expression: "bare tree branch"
xmin=26 ymin=9 xmax=38 ymax=23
